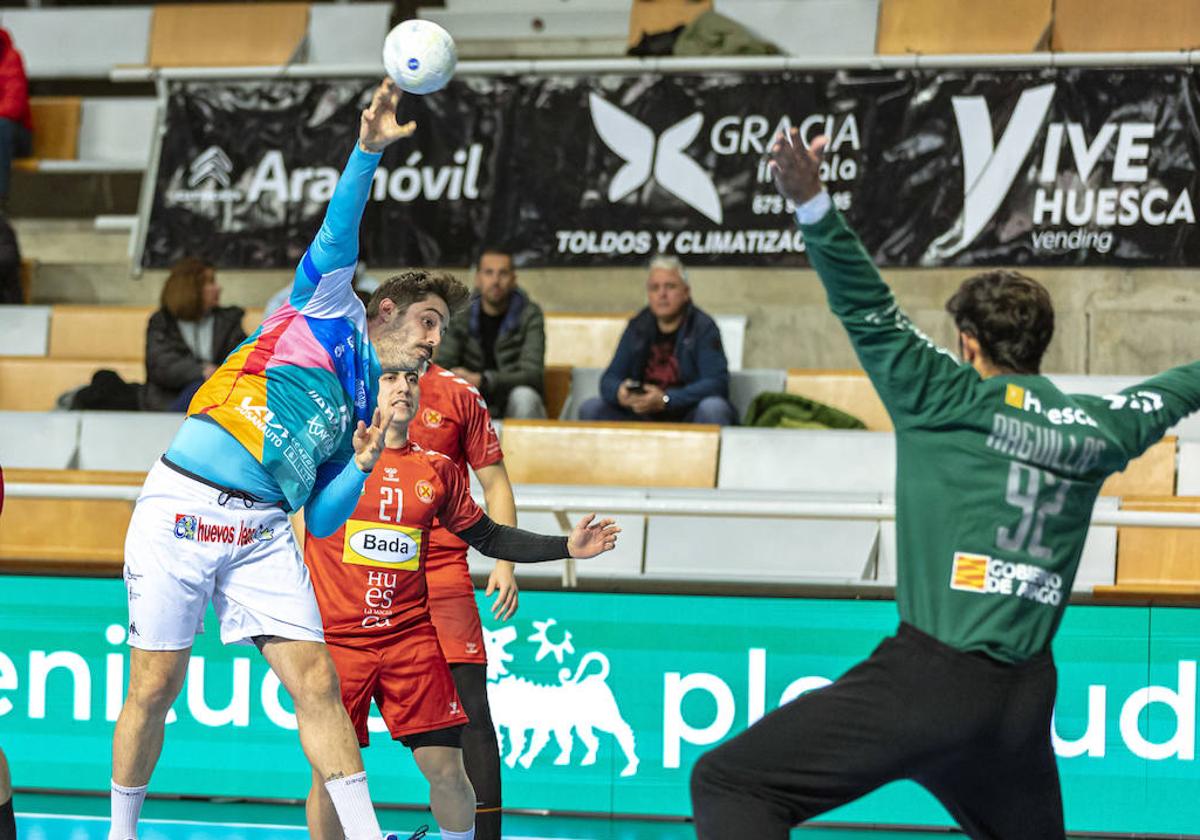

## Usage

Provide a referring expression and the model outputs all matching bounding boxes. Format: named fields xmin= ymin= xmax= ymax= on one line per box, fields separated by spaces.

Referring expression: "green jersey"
xmin=800 ymin=207 xmax=1200 ymax=663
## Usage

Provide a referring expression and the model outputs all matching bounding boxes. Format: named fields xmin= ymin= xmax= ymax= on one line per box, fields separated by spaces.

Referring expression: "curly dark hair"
xmin=945 ymin=270 xmax=1054 ymax=375
xmin=365 ymin=269 xmax=470 ymax=319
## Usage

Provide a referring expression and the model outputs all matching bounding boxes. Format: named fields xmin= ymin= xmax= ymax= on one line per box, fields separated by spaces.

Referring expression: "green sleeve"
xmin=1073 ymin=362 xmax=1200 ymax=461
xmin=799 ymin=208 xmax=976 ymax=430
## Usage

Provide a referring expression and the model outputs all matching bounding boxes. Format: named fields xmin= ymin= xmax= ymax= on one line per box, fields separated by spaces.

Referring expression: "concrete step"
xmin=13 ymin=219 xmax=132 ymax=265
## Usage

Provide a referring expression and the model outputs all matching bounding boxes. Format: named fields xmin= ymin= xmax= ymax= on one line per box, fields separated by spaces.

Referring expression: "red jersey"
xmin=303 ymin=442 xmax=483 ymax=643
xmin=409 ymin=364 xmax=503 ymax=589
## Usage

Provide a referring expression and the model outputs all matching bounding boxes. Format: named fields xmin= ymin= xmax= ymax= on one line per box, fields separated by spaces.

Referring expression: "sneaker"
xmin=404 ymin=827 xmax=429 ymax=840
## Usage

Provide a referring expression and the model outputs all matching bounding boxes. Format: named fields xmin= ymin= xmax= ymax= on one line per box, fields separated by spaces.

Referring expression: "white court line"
xmin=18 ymin=811 xmax=577 ymax=840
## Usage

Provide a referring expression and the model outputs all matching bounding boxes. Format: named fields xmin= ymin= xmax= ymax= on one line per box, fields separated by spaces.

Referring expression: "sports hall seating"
xmin=6 ymin=3 xmax=1200 ymax=602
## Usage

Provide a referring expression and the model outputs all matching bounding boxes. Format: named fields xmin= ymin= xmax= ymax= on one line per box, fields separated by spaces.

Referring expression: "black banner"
xmin=144 ymin=68 xmax=1200 ymax=268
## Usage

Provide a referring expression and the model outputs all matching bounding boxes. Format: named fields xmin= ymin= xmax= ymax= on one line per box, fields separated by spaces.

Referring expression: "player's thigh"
xmin=924 ymin=742 xmax=1064 ymax=840
xmin=696 ymin=642 xmax=944 ymax=808
xmin=212 ymin=509 xmax=324 ymax=646
xmin=322 ymin=643 xmax=380 ymax=746
xmin=124 ymin=467 xmax=221 ymax=650
xmin=259 ymin=637 xmax=342 ymax=709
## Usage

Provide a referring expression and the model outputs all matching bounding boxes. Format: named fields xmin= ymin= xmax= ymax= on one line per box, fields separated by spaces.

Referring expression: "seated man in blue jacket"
xmin=579 ymin=255 xmax=737 ymax=425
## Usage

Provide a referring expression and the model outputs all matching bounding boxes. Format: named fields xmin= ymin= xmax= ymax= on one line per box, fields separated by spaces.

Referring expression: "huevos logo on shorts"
xmin=343 ymin=520 xmax=422 ymax=571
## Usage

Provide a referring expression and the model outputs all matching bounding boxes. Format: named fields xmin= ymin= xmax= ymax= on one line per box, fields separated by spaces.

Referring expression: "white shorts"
xmin=123 ymin=459 xmax=324 ymax=650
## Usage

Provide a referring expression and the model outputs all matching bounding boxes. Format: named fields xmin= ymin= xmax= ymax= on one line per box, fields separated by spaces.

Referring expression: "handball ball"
xmin=383 ymin=19 xmax=457 ymax=95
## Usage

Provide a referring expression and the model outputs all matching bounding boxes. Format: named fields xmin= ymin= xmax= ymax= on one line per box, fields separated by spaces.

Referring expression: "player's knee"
xmin=292 ymin=654 xmax=342 ymax=709
xmin=426 ymin=758 xmax=473 ymax=795
xmin=126 ymin=668 xmax=185 ymax=715
xmin=690 ymin=749 xmax=728 ymax=798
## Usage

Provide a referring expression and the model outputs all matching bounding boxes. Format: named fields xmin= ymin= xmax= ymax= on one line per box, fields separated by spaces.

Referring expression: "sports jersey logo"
xmin=414 ymin=480 xmax=436 ymax=504
xmin=422 ymin=408 xmax=444 ymax=428
xmin=343 ymin=520 xmax=422 ymax=571
xmin=174 ymin=514 xmax=268 ymax=545
xmin=949 ymin=551 xmax=1063 ymax=605
xmin=1004 ymin=384 xmax=1026 ymax=410
xmin=173 ymin=514 xmax=198 ymax=540
xmin=950 ymin=552 xmax=989 ymax=592
xmin=383 ymin=466 xmax=400 ymax=483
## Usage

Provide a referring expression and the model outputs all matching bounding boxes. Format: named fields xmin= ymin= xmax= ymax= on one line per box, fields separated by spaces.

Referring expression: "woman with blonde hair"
xmin=144 ymin=257 xmax=246 ymax=411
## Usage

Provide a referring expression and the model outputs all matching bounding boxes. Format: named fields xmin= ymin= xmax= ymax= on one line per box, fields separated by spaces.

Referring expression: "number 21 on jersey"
xmin=378 ymin=486 xmax=403 ymax=522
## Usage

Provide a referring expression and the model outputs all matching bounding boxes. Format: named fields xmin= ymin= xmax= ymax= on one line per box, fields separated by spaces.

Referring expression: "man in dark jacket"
xmin=579 ymin=255 xmax=737 ymax=425
xmin=436 ymin=246 xmax=547 ymax=418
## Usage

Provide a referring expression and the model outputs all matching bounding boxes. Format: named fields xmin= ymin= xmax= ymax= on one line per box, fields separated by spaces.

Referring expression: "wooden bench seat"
xmin=0 ymin=357 xmax=144 ymax=411
xmin=786 ymin=369 xmax=891 ymax=431
xmin=544 ymin=312 xmax=631 ymax=369
xmin=0 ymin=468 xmax=143 ymax=576
xmin=47 ymin=305 xmax=265 ymax=361
xmin=499 ymin=419 xmax=721 ymax=488
xmin=14 ymin=96 xmax=81 ymax=171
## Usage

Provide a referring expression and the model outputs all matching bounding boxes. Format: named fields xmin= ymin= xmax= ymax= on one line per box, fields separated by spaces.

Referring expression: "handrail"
xmin=9 ymin=482 xmax=1200 ymax=529
xmin=110 ymin=50 xmax=1200 ymax=83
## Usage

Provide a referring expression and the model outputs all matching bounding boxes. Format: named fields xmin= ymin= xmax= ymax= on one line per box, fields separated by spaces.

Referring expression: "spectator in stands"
xmin=0 ymin=214 xmax=21 ymax=304
xmin=579 ymin=255 xmax=736 ymax=425
xmin=0 ymin=28 xmax=30 ymax=206
xmin=435 ymin=245 xmax=547 ymax=419
xmin=144 ymin=257 xmax=246 ymax=412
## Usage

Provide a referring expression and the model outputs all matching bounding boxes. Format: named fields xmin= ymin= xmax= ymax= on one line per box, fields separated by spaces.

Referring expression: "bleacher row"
xmin=2 ymin=304 xmax=1200 ymax=597
xmin=0 ymin=304 xmax=752 ymax=417
xmin=19 ymin=0 xmax=1200 ymax=178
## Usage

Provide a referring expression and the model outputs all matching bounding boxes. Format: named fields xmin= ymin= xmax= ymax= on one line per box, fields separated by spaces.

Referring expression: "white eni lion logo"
xmin=483 ymin=620 xmax=639 ymax=777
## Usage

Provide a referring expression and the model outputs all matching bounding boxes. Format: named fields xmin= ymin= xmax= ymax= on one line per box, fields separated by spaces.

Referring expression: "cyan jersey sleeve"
xmin=304 ymin=457 xmax=370 ymax=538
xmin=289 ymin=144 xmax=382 ymax=309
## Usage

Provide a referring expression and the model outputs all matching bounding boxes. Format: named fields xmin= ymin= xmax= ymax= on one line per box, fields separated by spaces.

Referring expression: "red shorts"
xmin=327 ymin=621 xmax=467 ymax=746
xmin=428 ymin=591 xmax=486 ymax=664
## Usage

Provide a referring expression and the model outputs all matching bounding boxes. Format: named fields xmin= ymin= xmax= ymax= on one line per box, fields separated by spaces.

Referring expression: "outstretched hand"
xmin=359 ymin=78 xmax=416 ymax=153
xmin=767 ymin=129 xmax=827 ymax=206
xmin=567 ymin=513 xmax=621 ymax=559
xmin=351 ymin=403 xmax=394 ymax=473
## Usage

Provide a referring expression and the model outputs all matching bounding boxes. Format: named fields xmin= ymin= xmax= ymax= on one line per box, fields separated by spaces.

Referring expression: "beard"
xmin=372 ymin=326 xmax=428 ymax=370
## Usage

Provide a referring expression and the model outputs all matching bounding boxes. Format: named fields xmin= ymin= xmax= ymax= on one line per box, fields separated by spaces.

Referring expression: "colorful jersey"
xmin=304 ymin=442 xmax=484 ymax=643
xmin=409 ymin=364 xmax=503 ymax=568
xmin=800 ymin=207 xmax=1200 ymax=663
xmin=182 ymin=147 xmax=383 ymax=511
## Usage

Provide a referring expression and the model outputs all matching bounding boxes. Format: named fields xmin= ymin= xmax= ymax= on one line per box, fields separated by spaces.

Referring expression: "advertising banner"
xmin=3 ymin=578 xmax=1199 ymax=833
xmin=144 ymin=68 xmax=1200 ymax=269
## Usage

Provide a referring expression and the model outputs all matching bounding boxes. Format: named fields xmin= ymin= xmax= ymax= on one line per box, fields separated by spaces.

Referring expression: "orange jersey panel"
xmin=303 ymin=443 xmax=482 ymax=643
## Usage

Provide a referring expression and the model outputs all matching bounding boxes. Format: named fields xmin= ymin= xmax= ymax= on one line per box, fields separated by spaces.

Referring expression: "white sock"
xmin=439 ymin=828 xmax=475 ymax=840
xmin=109 ymin=780 xmax=147 ymax=840
xmin=323 ymin=771 xmax=383 ymax=840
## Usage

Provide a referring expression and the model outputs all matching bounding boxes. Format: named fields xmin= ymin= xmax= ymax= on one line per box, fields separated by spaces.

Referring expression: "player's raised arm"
xmin=293 ymin=79 xmax=416 ymax=302
xmin=769 ymin=130 xmax=972 ymax=428
xmin=1074 ymin=360 xmax=1200 ymax=464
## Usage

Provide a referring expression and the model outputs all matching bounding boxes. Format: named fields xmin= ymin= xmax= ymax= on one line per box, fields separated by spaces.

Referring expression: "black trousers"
xmin=691 ymin=623 xmax=1065 ymax=840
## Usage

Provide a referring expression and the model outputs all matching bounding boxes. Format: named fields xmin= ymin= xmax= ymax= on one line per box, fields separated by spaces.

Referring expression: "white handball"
xmin=382 ymin=19 xmax=457 ymax=96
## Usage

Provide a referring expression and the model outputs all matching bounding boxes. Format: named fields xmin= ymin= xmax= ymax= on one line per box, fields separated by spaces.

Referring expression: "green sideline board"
xmin=1 ymin=578 xmax=1197 ymax=833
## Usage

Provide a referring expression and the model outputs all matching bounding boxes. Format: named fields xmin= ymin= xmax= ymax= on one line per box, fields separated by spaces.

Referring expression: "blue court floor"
xmin=15 ymin=793 xmax=965 ymax=840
